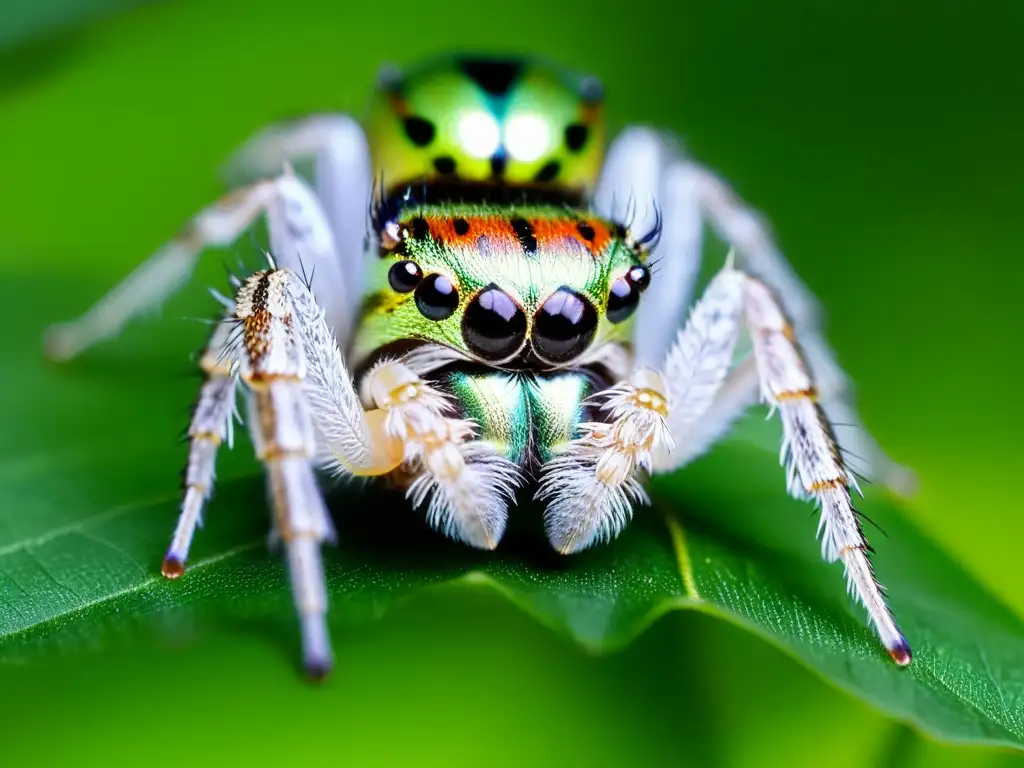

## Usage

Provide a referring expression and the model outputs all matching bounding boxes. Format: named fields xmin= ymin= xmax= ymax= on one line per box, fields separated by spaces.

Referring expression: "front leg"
xmin=595 ymin=127 xmax=913 ymax=495
xmin=543 ymin=263 xmax=911 ymax=665
xmin=739 ymin=275 xmax=911 ymax=665
xmin=536 ymin=266 xmax=744 ymax=553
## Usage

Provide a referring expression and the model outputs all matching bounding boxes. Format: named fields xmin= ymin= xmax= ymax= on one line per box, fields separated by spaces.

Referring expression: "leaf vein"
xmin=922 ymin=661 xmax=1023 ymax=740
xmin=0 ymin=491 xmax=179 ymax=559
xmin=663 ymin=514 xmax=702 ymax=601
xmin=0 ymin=541 xmax=260 ymax=643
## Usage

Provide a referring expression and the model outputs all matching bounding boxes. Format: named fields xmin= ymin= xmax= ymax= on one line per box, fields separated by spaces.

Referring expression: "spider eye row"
xmin=386 ymin=259 xmax=650 ymax=362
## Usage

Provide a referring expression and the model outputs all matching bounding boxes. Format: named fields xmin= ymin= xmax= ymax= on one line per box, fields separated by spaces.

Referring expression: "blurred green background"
xmin=1 ymin=0 xmax=1022 ymax=765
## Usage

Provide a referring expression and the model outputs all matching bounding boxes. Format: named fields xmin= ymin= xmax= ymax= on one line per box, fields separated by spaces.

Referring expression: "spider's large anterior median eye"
xmin=415 ymin=274 xmax=459 ymax=320
xmin=388 ymin=260 xmax=423 ymax=293
xmin=533 ymin=288 xmax=597 ymax=362
xmin=606 ymin=265 xmax=650 ymax=324
xmin=462 ymin=285 xmax=527 ymax=360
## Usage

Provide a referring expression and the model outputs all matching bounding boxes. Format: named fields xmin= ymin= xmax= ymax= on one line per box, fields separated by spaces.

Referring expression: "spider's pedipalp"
xmin=538 ymin=369 xmax=670 ymax=554
xmin=363 ymin=359 xmax=521 ymax=549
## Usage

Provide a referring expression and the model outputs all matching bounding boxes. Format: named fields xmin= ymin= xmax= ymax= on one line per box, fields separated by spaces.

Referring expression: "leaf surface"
xmin=1 ymin=275 xmax=1022 ymax=751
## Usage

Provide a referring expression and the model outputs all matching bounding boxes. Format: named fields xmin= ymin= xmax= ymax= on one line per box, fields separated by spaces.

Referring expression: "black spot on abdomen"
xmin=534 ymin=160 xmax=561 ymax=182
xmin=459 ymin=59 xmax=523 ymax=96
xmin=565 ymin=124 xmax=589 ymax=152
xmin=403 ymin=116 xmax=436 ymax=147
xmin=433 ymin=156 xmax=457 ymax=175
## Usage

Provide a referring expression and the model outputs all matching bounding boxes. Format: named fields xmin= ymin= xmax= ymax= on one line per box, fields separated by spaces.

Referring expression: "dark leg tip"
xmin=889 ymin=641 xmax=912 ymax=667
xmin=161 ymin=556 xmax=185 ymax=579
xmin=305 ymin=659 xmax=333 ymax=684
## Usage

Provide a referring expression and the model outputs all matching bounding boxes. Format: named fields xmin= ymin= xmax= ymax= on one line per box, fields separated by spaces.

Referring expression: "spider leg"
xmin=595 ymin=127 xmax=914 ymax=495
xmin=212 ymin=265 xmax=520 ymax=676
xmin=739 ymin=273 xmax=910 ymax=665
xmin=647 ymin=264 xmax=911 ymax=665
xmin=537 ymin=266 xmax=745 ymax=553
xmin=273 ymin=264 xmax=522 ymax=546
xmin=44 ymin=167 xmax=353 ymax=361
xmin=220 ymin=114 xmax=372 ymax=332
xmin=232 ymin=268 xmax=337 ymax=677
xmin=361 ymin=359 xmax=522 ymax=549
xmin=161 ymin=315 xmax=238 ymax=577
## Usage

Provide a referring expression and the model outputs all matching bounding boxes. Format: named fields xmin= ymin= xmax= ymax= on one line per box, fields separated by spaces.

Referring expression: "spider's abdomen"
xmin=367 ymin=56 xmax=605 ymax=197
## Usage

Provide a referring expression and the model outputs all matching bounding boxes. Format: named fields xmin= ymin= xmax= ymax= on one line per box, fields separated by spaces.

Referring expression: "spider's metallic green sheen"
xmin=446 ymin=371 xmax=590 ymax=465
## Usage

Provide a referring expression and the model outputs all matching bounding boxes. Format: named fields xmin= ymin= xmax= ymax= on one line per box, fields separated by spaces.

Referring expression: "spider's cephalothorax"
xmin=45 ymin=54 xmax=916 ymax=679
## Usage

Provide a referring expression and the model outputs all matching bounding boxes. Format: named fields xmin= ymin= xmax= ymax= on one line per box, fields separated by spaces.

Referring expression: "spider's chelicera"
xmin=44 ymin=55 xmax=915 ymax=680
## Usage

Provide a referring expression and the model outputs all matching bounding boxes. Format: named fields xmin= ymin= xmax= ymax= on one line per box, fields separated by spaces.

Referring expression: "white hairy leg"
xmin=161 ymin=316 xmax=238 ymax=576
xmin=740 ymin=275 xmax=911 ymax=665
xmin=538 ymin=266 xmax=744 ymax=553
xmin=594 ymin=128 xmax=703 ymax=369
xmin=595 ymin=127 xmax=913 ymax=494
xmin=546 ymin=259 xmax=911 ymax=663
xmin=229 ymin=268 xmax=340 ymax=677
xmin=649 ymin=265 xmax=910 ymax=664
xmin=44 ymin=167 xmax=352 ymax=361
xmin=361 ymin=360 xmax=521 ymax=549
xmin=221 ymin=114 xmax=372 ymax=340
xmin=156 ymin=262 xmax=395 ymax=679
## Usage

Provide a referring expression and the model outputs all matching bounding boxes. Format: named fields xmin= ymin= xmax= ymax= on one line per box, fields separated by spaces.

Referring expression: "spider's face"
xmin=351 ymin=205 xmax=653 ymax=369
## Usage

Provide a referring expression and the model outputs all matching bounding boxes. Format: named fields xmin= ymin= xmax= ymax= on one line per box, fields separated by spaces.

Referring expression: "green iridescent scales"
xmin=446 ymin=371 xmax=591 ymax=464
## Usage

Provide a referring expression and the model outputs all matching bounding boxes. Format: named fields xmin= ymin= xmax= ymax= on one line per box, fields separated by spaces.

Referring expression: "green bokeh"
xmin=1 ymin=0 xmax=1021 ymax=765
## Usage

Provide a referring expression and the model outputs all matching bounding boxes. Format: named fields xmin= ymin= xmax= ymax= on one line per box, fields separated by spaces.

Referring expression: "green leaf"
xmin=2 ymin=272 xmax=1022 ymax=752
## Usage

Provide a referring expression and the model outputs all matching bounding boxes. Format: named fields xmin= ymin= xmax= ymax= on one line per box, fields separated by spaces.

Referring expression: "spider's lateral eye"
xmin=462 ymin=285 xmax=527 ymax=361
xmin=533 ymin=288 xmax=597 ymax=363
xmin=606 ymin=265 xmax=650 ymax=324
xmin=388 ymin=260 xmax=422 ymax=293
xmin=415 ymin=274 xmax=459 ymax=321
xmin=627 ymin=264 xmax=651 ymax=291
